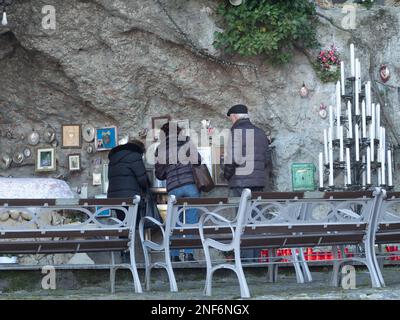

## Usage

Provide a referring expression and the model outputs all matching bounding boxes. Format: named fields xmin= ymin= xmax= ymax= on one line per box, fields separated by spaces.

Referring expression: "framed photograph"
xmin=212 ymin=145 xmax=229 ymax=186
xmin=68 ymin=154 xmax=81 ymax=171
xmin=198 ymin=146 xmax=213 ymax=179
xmin=62 ymin=124 xmax=82 ymax=148
xmin=95 ymin=126 xmax=118 ymax=151
xmin=152 ymin=115 xmax=171 ymax=141
xmin=93 ymin=172 xmax=102 ymax=186
xmin=36 ymin=148 xmax=56 ymax=172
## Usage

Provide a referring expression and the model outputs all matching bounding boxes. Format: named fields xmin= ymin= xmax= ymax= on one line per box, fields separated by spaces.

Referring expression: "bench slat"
xmin=175 ymin=198 xmax=229 ymax=205
xmin=0 ymin=239 xmax=128 ymax=254
xmin=252 ymin=192 xmax=304 ymax=200
xmin=0 ymin=229 xmax=129 ymax=239
xmin=0 ymin=199 xmax=56 ymax=206
xmin=323 ymin=191 xmax=373 ymax=199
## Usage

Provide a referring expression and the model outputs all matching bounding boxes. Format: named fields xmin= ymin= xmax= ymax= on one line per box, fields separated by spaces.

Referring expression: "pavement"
xmin=1 ymin=266 xmax=400 ymax=300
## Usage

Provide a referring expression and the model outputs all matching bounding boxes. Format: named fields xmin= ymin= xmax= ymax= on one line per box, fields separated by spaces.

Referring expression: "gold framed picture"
xmin=62 ymin=124 xmax=82 ymax=148
xmin=35 ymin=148 xmax=56 ymax=172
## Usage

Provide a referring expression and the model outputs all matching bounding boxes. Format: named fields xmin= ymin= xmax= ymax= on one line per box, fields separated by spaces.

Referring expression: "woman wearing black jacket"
xmin=155 ymin=123 xmax=201 ymax=262
xmin=107 ymin=139 xmax=149 ymax=221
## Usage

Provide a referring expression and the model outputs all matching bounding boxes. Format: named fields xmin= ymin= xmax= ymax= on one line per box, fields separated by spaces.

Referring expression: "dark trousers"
xmin=229 ymin=187 xmax=264 ymax=262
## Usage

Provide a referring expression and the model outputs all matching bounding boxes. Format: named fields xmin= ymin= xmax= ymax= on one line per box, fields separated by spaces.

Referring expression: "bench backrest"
xmin=0 ymin=196 xmax=141 ymax=232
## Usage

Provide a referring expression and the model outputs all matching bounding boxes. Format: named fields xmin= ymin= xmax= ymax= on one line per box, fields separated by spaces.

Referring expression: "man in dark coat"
xmin=223 ymin=104 xmax=270 ymax=196
xmin=107 ymin=139 xmax=149 ymax=221
xmin=223 ymin=104 xmax=271 ymax=262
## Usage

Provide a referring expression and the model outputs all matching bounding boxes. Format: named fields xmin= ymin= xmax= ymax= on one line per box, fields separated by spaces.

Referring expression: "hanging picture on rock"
xmin=68 ymin=154 xmax=81 ymax=171
xmin=35 ymin=148 xmax=56 ymax=172
xmin=95 ymin=126 xmax=118 ymax=151
xmin=62 ymin=124 xmax=82 ymax=148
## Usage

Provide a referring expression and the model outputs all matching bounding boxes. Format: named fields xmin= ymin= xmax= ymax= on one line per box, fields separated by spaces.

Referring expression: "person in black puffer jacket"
xmin=107 ymin=138 xmax=149 ymax=221
xmin=155 ymin=122 xmax=201 ymax=262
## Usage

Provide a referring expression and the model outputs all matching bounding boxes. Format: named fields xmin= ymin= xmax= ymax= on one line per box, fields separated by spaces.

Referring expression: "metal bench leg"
xmin=165 ymin=253 xmax=178 ymax=292
xmin=365 ymin=242 xmax=384 ymax=288
xmin=142 ymin=245 xmax=152 ymax=291
xmin=298 ymin=248 xmax=312 ymax=282
xmin=234 ymin=248 xmax=250 ymax=298
xmin=110 ymin=252 xmax=116 ymax=294
xmin=291 ymin=249 xmax=305 ymax=284
xmin=129 ymin=244 xmax=143 ymax=293
xmin=330 ymin=246 xmax=340 ymax=287
xmin=204 ymin=245 xmax=213 ymax=296
xmin=267 ymin=249 xmax=276 ymax=283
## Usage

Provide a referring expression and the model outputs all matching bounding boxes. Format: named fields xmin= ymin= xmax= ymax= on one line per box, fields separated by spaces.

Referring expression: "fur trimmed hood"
xmin=108 ymin=142 xmax=145 ymax=162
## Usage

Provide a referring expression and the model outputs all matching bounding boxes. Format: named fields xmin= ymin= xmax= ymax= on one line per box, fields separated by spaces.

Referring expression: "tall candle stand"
xmin=318 ymin=44 xmax=395 ymax=192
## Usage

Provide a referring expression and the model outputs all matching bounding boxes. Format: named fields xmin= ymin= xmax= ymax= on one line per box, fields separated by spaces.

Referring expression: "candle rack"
xmin=318 ymin=43 xmax=395 ymax=191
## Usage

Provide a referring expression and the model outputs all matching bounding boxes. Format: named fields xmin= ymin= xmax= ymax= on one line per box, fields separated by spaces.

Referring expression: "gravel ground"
xmin=1 ymin=266 xmax=400 ymax=300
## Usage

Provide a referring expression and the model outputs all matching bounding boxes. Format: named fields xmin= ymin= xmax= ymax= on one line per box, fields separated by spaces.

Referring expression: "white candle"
xmin=355 ymin=58 xmax=360 ymax=94
xmin=361 ymin=100 xmax=367 ymax=138
xmin=355 ymin=123 xmax=360 ymax=162
xmin=350 ymin=43 xmax=355 ymax=77
xmin=339 ymin=126 xmax=344 ymax=162
xmin=324 ymin=129 xmax=329 ymax=164
xmin=329 ymin=128 xmax=334 ymax=187
xmin=329 ymin=105 xmax=334 ymax=130
xmin=319 ymin=152 xmax=324 ymax=189
xmin=381 ymin=128 xmax=386 ymax=185
xmin=388 ymin=150 xmax=393 ymax=187
xmin=367 ymin=146 xmax=371 ymax=185
xmin=371 ymin=102 xmax=375 ymax=141
xmin=370 ymin=126 xmax=375 ymax=162
xmin=347 ymin=101 xmax=353 ymax=138
xmin=346 ymin=148 xmax=351 ymax=185
xmin=340 ymin=61 xmax=345 ymax=95
xmin=378 ymin=169 xmax=382 ymax=186
xmin=356 ymin=59 xmax=361 ymax=93
xmin=336 ymin=81 xmax=341 ymax=139
xmin=376 ymin=103 xmax=380 ymax=138
xmin=366 ymin=82 xmax=371 ymax=116
xmin=362 ymin=155 xmax=366 ymax=187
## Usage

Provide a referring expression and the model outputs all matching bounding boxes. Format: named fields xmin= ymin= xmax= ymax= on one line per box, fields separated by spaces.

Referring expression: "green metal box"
xmin=291 ymin=163 xmax=316 ymax=192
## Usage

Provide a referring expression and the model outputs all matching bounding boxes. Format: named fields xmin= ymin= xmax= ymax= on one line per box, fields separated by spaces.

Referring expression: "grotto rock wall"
xmin=0 ymin=0 xmax=400 ymax=196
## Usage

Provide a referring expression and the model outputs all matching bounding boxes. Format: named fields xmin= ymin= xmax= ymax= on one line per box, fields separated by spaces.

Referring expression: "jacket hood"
xmin=108 ymin=143 xmax=144 ymax=163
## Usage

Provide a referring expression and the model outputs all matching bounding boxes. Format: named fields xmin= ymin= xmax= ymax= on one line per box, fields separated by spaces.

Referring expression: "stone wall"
xmin=0 ymin=0 xmax=400 ymax=196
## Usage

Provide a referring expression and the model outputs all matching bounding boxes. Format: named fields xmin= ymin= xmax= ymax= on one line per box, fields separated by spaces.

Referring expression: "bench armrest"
xmin=138 ymin=216 xmax=166 ymax=250
xmin=199 ymin=211 xmax=235 ymax=244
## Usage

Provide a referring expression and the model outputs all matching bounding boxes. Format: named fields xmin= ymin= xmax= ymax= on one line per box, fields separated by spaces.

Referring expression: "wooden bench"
xmin=0 ymin=196 xmax=142 ymax=293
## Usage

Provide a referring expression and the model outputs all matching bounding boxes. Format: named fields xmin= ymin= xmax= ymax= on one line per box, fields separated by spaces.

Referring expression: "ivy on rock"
xmin=213 ymin=0 xmax=319 ymax=64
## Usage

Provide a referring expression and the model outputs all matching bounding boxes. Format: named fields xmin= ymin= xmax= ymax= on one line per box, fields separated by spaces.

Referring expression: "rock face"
xmin=0 ymin=1 xmax=400 ymax=195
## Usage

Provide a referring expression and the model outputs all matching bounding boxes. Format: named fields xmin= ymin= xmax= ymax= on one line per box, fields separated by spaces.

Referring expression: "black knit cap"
xmin=227 ymin=104 xmax=248 ymax=117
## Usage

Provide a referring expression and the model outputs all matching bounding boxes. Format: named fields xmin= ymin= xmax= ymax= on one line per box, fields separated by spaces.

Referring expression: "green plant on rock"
xmin=213 ymin=0 xmax=319 ymax=64
xmin=354 ymin=0 xmax=375 ymax=10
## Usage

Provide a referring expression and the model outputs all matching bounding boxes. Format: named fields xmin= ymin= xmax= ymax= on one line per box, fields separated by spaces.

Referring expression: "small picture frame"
xmin=68 ymin=154 xmax=81 ymax=171
xmin=152 ymin=115 xmax=171 ymax=141
xmin=95 ymin=126 xmax=118 ymax=151
xmin=36 ymin=148 xmax=56 ymax=172
xmin=212 ymin=145 xmax=229 ymax=186
xmin=62 ymin=124 xmax=82 ymax=148
xmin=93 ymin=172 xmax=102 ymax=186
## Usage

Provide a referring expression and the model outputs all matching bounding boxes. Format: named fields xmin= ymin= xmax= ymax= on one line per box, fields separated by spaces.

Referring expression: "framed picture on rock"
xmin=35 ymin=148 xmax=56 ymax=172
xmin=95 ymin=126 xmax=118 ymax=151
xmin=62 ymin=124 xmax=82 ymax=148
